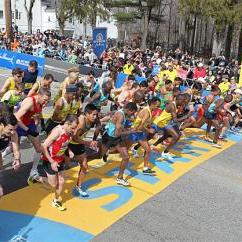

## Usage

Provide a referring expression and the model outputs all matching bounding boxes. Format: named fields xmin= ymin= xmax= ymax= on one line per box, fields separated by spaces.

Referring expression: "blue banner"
xmin=0 ymin=49 xmax=45 ymax=76
xmin=92 ymin=28 xmax=107 ymax=59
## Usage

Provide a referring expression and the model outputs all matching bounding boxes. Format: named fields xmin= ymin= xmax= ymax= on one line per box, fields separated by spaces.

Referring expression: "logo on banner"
xmin=96 ymin=33 xmax=104 ymax=45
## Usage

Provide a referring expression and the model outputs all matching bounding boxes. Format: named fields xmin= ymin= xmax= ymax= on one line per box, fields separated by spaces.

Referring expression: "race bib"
xmin=24 ymin=83 xmax=33 ymax=89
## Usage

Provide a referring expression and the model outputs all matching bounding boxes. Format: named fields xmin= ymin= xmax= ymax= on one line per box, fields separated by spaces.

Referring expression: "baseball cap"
xmin=66 ymin=84 xmax=77 ymax=93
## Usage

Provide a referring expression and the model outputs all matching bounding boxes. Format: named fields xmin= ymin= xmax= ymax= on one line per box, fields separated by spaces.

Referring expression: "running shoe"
xmin=116 ymin=178 xmax=130 ymax=186
xmin=101 ymin=154 xmax=108 ymax=163
xmin=218 ymin=136 xmax=228 ymax=142
xmin=143 ymin=168 xmax=156 ymax=176
xmin=212 ymin=143 xmax=222 ymax=149
xmin=131 ymin=147 xmax=139 ymax=158
xmin=75 ymin=185 xmax=88 ymax=197
xmin=161 ymin=151 xmax=174 ymax=161
xmin=52 ymin=199 xmax=66 ymax=211
xmin=27 ymin=173 xmax=39 ymax=185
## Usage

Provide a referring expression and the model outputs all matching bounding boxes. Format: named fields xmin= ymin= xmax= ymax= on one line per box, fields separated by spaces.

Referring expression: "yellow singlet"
xmin=8 ymin=77 xmax=16 ymax=91
xmin=132 ymin=107 xmax=152 ymax=129
xmin=153 ymin=109 xmax=172 ymax=128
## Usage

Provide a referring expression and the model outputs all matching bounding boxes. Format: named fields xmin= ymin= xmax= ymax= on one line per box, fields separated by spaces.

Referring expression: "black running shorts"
xmin=102 ymin=132 xmax=121 ymax=149
xmin=68 ymin=143 xmax=86 ymax=156
xmin=42 ymin=160 xmax=65 ymax=175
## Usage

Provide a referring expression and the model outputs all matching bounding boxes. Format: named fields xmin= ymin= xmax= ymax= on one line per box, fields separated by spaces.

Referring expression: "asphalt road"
xmin=93 ymin=140 xmax=242 ymax=242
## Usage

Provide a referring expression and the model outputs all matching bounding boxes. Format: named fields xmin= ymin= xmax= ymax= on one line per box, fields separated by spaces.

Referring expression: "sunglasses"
xmin=17 ymin=75 xmax=22 ymax=78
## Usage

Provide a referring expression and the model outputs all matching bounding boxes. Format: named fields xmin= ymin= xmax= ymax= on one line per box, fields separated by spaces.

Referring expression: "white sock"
xmin=2 ymin=146 xmax=13 ymax=158
xmin=30 ymin=152 xmax=41 ymax=174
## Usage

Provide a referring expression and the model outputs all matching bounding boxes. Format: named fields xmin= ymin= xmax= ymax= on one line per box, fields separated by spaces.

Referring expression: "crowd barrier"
xmin=0 ymin=49 xmax=45 ymax=76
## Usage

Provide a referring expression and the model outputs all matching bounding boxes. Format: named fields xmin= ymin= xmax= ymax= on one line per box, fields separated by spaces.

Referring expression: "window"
xmin=48 ymin=16 xmax=51 ymax=22
xmin=0 ymin=10 xmax=3 ymax=19
xmin=15 ymin=10 xmax=18 ymax=19
xmin=12 ymin=12 xmax=14 ymax=19
xmin=69 ymin=17 xmax=72 ymax=23
xmin=18 ymin=12 xmax=21 ymax=20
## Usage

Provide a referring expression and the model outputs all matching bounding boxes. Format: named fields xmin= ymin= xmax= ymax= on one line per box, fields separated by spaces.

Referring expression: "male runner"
xmin=15 ymin=88 xmax=51 ymax=181
xmin=0 ymin=67 xmax=23 ymax=97
xmin=28 ymin=74 xmax=54 ymax=97
xmin=0 ymin=114 xmax=21 ymax=170
xmin=0 ymin=114 xmax=21 ymax=198
xmin=102 ymin=102 xmax=138 ymax=186
xmin=34 ymin=115 xmax=78 ymax=211
xmin=45 ymin=85 xmax=76 ymax=134
xmin=22 ymin=60 xmax=39 ymax=95
xmin=68 ymin=104 xmax=98 ymax=196
xmin=28 ymin=73 xmax=54 ymax=131
xmin=129 ymin=97 xmax=161 ymax=175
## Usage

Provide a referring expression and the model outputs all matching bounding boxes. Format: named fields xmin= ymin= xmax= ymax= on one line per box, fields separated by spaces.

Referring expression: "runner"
xmin=32 ymin=115 xmax=78 ymax=211
xmin=68 ymin=104 xmax=98 ymax=196
xmin=203 ymin=85 xmax=223 ymax=147
xmin=14 ymin=88 xmax=51 ymax=181
xmin=22 ymin=60 xmax=39 ymax=95
xmin=0 ymin=67 xmax=23 ymax=97
xmin=0 ymin=113 xmax=21 ymax=170
xmin=27 ymin=73 xmax=54 ymax=131
xmin=27 ymin=74 xmax=54 ymax=97
xmin=101 ymin=102 xmax=138 ymax=186
xmin=151 ymin=96 xmax=185 ymax=160
xmin=45 ymin=84 xmax=76 ymax=134
xmin=53 ymin=67 xmax=79 ymax=103
xmin=1 ymin=85 xmax=24 ymax=112
xmin=69 ymin=82 xmax=84 ymax=116
xmin=129 ymin=97 xmax=161 ymax=175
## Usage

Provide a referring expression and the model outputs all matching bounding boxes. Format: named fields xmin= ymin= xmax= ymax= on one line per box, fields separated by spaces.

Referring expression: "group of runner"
xmin=0 ymin=53 xmax=241 ymax=211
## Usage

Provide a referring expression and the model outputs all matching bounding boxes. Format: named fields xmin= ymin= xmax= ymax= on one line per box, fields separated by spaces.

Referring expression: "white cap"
xmin=156 ymin=58 xmax=162 ymax=64
xmin=234 ymin=89 xmax=242 ymax=94
xmin=198 ymin=62 xmax=203 ymax=67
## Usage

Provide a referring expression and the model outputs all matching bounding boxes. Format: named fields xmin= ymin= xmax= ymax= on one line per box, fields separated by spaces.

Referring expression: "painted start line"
xmin=0 ymin=128 xmax=241 ymax=242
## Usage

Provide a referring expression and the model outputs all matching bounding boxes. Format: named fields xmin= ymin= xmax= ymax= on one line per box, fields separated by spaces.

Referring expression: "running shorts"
xmin=16 ymin=123 xmax=37 ymax=137
xmin=42 ymin=159 xmax=65 ymax=175
xmin=68 ymin=143 xmax=86 ymax=156
xmin=102 ymin=132 xmax=122 ymax=149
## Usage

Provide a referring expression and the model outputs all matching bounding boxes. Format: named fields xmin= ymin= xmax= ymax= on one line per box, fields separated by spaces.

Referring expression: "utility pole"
xmin=14 ymin=0 xmax=16 ymax=26
xmin=4 ymin=0 xmax=13 ymax=42
xmin=167 ymin=0 xmax=172 ymax=50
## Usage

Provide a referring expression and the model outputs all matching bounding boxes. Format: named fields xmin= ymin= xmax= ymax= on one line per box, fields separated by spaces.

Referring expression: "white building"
xmin=0 ymin=0 xmax=118 ymax=39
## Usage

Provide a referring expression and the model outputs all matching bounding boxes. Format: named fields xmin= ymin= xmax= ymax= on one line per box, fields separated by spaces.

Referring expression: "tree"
xmin=56 ymin=0 xmax=108 ymax=35
xmin=228 ymin=0 xmax=242 ymax=59
xmin=85 ymin=0 xmax=110 ymax=29
xmin=24 ymin=0 xmax=36 ymax=34
xmin=4 ymin=0 xmax=12 ymax=43
xmin=55 ymin=0 xmax=72 ymax=35
xmin=108 ymin=0 xmax=165 ymax=50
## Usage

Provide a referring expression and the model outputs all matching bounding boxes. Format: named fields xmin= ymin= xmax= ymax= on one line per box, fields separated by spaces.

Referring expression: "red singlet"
xmin=42 ymin=125 xmax=70 ymax=163
xmin=21 ymin=96 xmax=42 ymax=125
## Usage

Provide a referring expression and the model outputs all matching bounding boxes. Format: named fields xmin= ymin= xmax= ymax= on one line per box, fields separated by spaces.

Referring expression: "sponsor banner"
xmin=92 ymin=28 xmax=107 ymax=59
xmin=0 ymin=49 xmax=45 ymax=76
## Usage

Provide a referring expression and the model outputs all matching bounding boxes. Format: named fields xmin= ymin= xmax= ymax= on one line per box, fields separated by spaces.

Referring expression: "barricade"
xmin=0 ymin=49 xmax=45 ymax=76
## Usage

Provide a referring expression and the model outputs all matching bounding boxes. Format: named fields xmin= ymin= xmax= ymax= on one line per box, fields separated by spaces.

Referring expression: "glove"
xmin=27 ymin=128 xmax=39 ymax=137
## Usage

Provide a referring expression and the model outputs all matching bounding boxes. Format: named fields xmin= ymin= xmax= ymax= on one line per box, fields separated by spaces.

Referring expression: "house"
xmin=0 ymin=0 xmax=118 ymax=38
